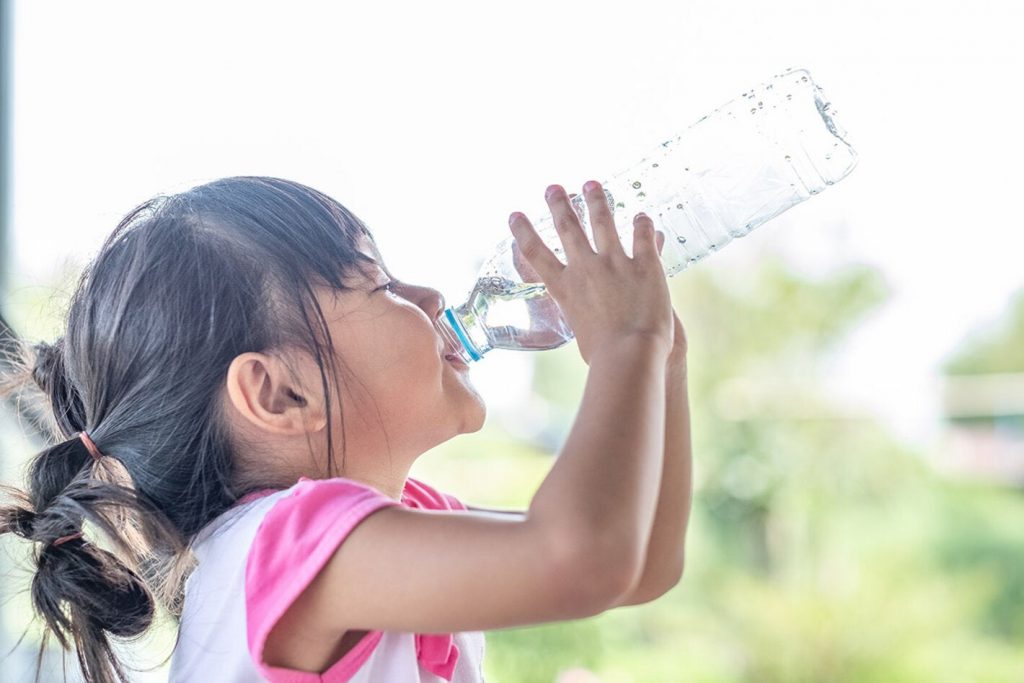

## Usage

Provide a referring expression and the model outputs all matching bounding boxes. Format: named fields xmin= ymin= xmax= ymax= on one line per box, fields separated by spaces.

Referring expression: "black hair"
xmin=0 ymin=176 xmax=383 ymax=682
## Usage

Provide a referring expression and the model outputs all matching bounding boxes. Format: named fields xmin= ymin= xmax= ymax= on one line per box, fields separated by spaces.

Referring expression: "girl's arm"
xmin=264 ymin=336 xmax=670 ymax=669
xmin=612 ymin=352 xmax=690 ymax=606
xmin=470 ymin=311 xmax=692 ymax=609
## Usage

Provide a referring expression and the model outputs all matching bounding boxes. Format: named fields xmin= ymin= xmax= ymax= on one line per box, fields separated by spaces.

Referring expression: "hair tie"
xmin=49 ymin=432 xmax=101 ymax=548
xmin=52 ymin=531 xmax=84 ymax=547
xmin=78 ymin=430 xmax=104 ymax=461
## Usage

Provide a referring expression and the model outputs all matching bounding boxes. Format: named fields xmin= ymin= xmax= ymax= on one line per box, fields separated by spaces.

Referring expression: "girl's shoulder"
xmin=173 ymin=475 xmax=481 ymax=682
xmin=191 ymin=474 xmax=464 ymax=554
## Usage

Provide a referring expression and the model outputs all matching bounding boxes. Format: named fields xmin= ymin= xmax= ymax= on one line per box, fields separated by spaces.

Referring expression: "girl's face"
xmin=310 ymin=235 xmax=486 ymax=484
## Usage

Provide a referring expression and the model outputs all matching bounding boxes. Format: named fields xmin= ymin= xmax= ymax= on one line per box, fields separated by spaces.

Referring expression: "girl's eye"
xmin=378 ymin=280 xmax=399 ymax=295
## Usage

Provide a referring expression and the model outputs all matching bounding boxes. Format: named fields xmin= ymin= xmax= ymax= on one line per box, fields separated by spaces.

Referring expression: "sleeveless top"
xmin=169 ymin=475 xmax=486 ymax=682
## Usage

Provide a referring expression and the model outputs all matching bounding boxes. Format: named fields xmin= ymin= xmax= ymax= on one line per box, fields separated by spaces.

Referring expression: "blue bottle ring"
xmin=445 ymin=308 xmax=482 ymax=362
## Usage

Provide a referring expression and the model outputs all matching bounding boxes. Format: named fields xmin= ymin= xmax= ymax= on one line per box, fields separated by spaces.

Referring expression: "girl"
xmin=0 ymin=176 xmax=691 ymax=682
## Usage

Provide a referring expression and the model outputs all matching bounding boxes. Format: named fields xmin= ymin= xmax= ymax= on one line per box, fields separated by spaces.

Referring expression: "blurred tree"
xmin=943 ymin=288 xmax=1024 ymax=376
xmin=478 ymin=250 xmax=1021 ymax=681
xmin=677 ymin=254 xmax=889 ymax=575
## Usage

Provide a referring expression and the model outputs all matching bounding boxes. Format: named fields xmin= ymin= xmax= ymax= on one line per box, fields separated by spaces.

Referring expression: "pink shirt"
xmin=169 ymin=476 xmax=486 ymax=682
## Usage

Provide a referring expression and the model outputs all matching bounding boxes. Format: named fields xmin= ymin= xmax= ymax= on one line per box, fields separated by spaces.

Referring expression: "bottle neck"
xmin=435 ymin=307 xmax=483 ymax=363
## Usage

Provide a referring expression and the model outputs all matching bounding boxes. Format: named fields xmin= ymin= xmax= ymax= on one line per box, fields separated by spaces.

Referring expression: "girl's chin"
xmin=461 ymin=402 xmax=487 ymax=433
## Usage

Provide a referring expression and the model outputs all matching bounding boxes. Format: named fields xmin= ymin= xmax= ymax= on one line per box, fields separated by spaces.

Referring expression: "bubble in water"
xmin=750 ymin=108 xmax=757 ymax=114
xmin=637 ymin=192 xmax=646 ymax=198
xmin=677 ymin=236 xmax=687 ymax=244
xmin=616 ymin=202 xmax=625 ymax=208
xmin=801 ymin=75 xmax=808 ymax=82
xmin=784 ymin=155 xmax=792 ymax=161
xmin=676 ymin=203 xmax=684 ymax=209
xmin=758 ymin=101 xmax=763 ymax=108
xmin=786 ymin=93 xmax=792 ymax=100
xmin=632 ymin=181 xmax=641 ymax=189
xmin=825 ymin=153 xmax=832 ymax=160
xmin=652 ymin=163 xmax=659 ymax=168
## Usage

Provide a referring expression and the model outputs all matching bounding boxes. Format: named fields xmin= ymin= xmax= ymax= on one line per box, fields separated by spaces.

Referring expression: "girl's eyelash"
xmin=378 ymin=280 xmax=398 ymax=293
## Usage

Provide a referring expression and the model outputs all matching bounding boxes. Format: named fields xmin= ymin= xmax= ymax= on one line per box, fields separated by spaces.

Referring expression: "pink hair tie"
xmin=52 ymin=531 xmax=84 ymax=547
xmin=78 ymin=430 xmax=104 ymax=461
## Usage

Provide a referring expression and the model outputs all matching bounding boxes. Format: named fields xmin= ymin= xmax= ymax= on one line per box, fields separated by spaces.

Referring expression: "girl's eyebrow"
xmin=357 ymin=238 xmax=397 ymax=280
xmin=357 ymin=254 xmax=398 ymax=291
xmin=366 ymin=257 xmax=394 ymax=279
xmin=368 ymin=250 xmax=397 ymax=279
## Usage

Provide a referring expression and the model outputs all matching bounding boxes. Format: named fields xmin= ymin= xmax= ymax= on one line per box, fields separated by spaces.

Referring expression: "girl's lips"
xmin=445 ymin=353 xmax=470 ymax=369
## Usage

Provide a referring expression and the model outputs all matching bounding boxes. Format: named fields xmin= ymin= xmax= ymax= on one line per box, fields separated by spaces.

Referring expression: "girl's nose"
xmin=420 ymin=287 xmax=446 ymax=321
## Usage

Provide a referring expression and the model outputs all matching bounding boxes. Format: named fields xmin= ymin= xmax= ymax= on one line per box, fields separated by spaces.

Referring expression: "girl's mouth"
xmin=445 ymin=353 xmax=470 ymax=369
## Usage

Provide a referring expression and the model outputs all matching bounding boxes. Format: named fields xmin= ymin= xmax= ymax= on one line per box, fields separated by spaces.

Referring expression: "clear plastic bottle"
xmin=437 ymin=67 xmax=858 ymax=363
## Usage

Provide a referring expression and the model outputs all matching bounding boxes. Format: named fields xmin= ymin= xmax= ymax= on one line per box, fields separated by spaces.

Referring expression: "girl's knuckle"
xmin=521 ymin=241 xmax=542 ymax=260
xmin=554 ymin=215 xmax=579 ymax=235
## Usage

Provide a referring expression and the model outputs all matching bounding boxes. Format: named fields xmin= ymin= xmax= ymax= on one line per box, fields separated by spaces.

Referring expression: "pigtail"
xmin=0 ymin=445 xmax=155 ymax=683
xmin=0 ymin=337 xmax=180 ymax=683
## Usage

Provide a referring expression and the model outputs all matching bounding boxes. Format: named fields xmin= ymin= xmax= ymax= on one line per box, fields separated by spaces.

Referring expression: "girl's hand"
xmin=509 ymin=182 xmax=674 ymax=365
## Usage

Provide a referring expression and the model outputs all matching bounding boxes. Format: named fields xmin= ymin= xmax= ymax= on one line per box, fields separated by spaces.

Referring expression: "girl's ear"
xmin=224 ymin=352 xmax=328 ymax=436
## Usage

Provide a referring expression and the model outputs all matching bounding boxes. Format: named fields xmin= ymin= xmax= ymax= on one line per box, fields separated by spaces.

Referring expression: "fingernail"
xmin=509 ymin=212 xmax=522 ymax=227
xmin=545 ymin=185 xmax=561 ymax=199
xmin=583 ymin=180 xmax=601 ymax=193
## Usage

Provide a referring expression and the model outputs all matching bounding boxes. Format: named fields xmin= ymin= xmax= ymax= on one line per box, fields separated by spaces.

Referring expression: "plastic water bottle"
xmin=437 ymin=67 xmax=858 ymax=364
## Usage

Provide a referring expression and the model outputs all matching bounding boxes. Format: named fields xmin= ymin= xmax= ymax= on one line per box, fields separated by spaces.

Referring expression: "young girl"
xmin=0 ymin=176 xmax=692 ymax=682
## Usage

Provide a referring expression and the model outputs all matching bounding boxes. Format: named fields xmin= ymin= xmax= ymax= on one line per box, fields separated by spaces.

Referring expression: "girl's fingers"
xmin=582 ymin=181 xmax=626 ymax=257
xmin=510 ymin=235 xmax=544 ymax=283
xmin=655 ymin=229 xmax=665 ymax=256
xmin=631 ymin=212 xmax=657 ymax=261
xmin=509 ymin=212 xmax=564 ymax=282
xmin=545 ymin=185 xmax=594 ymax=261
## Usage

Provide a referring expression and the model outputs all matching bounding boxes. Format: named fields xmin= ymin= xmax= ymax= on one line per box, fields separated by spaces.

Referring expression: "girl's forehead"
xmin=356 ymin=235 xmax=392 ymax=276
xmin=358 ymin=236 xmax=384 ymax=264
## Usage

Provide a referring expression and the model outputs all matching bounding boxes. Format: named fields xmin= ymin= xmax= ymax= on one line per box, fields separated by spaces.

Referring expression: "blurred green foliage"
xmin=417 ymin=252 xmax=1024 ymax=682
xmin=944 ymin=288 xmax=1024 ymax=376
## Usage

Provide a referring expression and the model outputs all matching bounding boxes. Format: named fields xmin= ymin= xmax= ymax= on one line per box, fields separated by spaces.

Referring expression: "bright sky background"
xmin=7 ymin=0 xmax=1024 ymax=447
